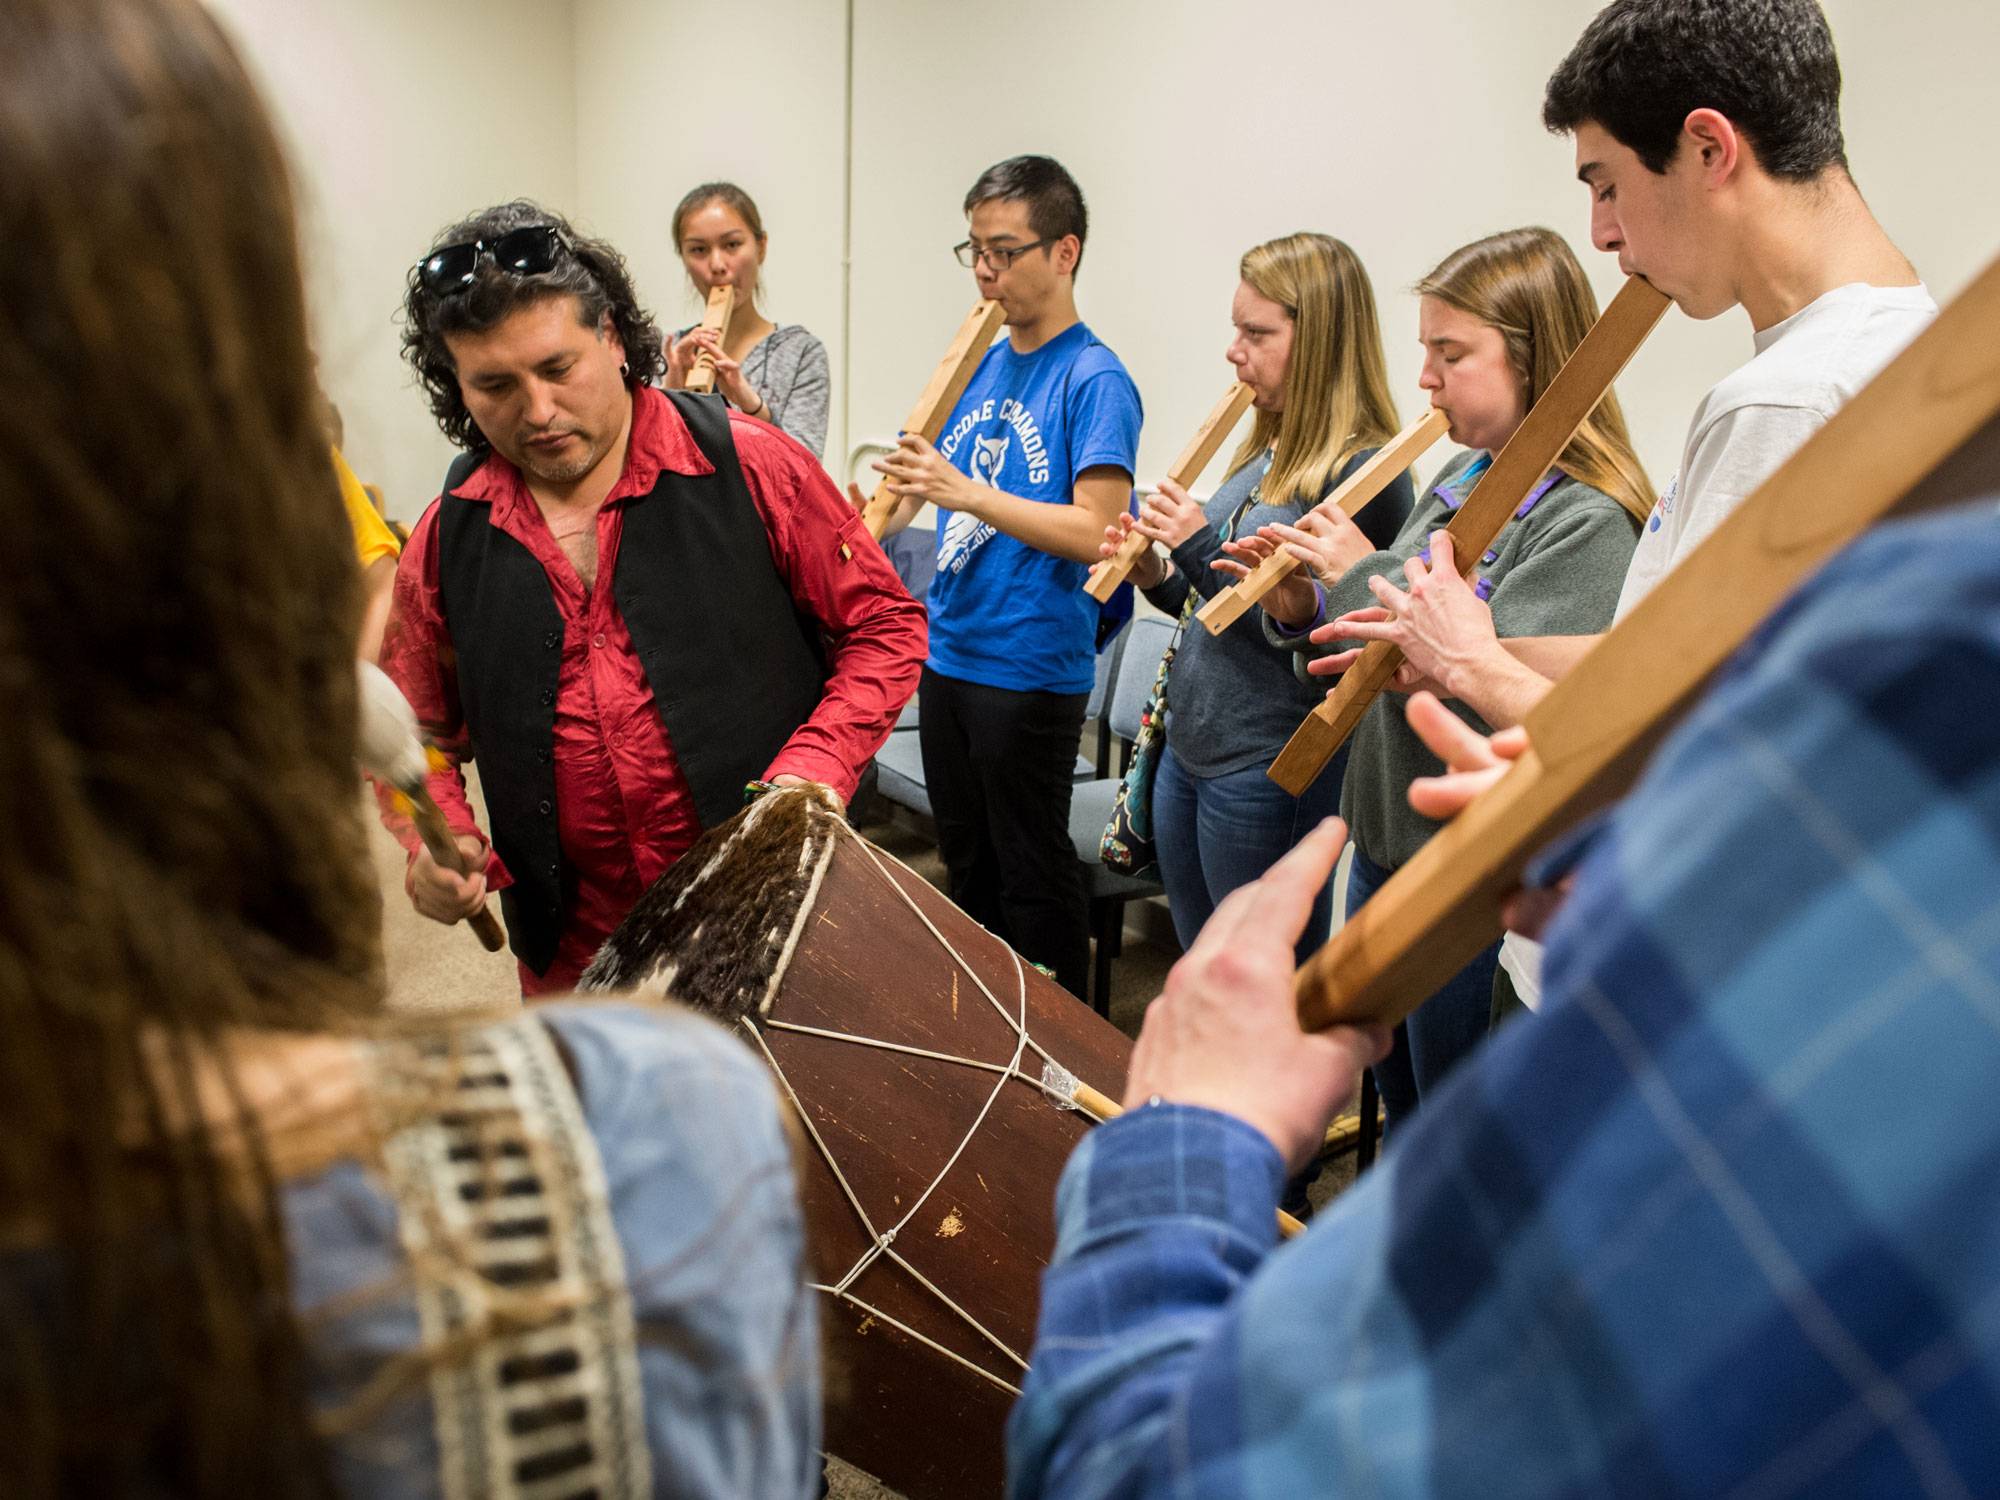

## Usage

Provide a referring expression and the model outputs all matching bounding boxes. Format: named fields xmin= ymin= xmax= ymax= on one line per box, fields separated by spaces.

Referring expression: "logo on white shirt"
xmin=1649 ymin=471 xmax=1680 ymax=534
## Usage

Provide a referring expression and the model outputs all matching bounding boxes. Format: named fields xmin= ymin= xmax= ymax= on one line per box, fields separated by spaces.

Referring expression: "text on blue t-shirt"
xmin=925 ymin=321 xmax=1142 ymax=694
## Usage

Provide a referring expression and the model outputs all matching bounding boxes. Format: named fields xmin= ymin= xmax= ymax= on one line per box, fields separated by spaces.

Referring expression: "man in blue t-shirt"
xmin=871 ymin=154 xmax=1142 ymax=997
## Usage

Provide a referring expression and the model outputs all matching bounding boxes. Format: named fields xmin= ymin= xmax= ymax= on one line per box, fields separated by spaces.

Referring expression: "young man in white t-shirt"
xmin=1313 ymin=0 xmax=1936 ymax=1013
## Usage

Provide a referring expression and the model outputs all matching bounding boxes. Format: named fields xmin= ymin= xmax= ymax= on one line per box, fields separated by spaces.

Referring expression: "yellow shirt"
xmin=336 ymin=446 xmax=400 ymax=566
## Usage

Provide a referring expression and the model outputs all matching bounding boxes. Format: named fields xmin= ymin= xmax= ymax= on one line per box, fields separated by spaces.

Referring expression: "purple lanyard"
xmin=1419 ymin=461 xmax=1562 ymax=602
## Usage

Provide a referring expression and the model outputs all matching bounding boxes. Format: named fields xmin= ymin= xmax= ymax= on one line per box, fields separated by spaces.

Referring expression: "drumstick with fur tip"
xmin=356 ymin=662 xmax=507 ymax=954
xmin=1042 ymin=1059 xmax=1308 ymax=1238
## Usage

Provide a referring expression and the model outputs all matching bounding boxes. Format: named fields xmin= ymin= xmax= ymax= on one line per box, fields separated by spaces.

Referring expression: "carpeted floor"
xmin=371 ymin=771 xmax=523 ymax=1019
xmin=372 ymin=774 xmax=1365 ymax=1500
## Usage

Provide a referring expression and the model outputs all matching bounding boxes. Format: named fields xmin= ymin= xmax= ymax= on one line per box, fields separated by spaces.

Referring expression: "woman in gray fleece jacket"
xmin=663 ymin=182 xmax=831 ymax=457
xmin=1098 ymin=233 xmax=1413 ymax=967
xmin=1234 ymin=227 xmax=1655 ymax=1133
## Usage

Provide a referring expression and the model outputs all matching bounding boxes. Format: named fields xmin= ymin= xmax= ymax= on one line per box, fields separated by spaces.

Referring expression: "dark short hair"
xmin=962 ymin=154 xmax=1089 ymax=273
xmin=1543 ymin=0 xmax=1848 ymax=180
xmin=400 ymin=200 xmax=665 ymax=452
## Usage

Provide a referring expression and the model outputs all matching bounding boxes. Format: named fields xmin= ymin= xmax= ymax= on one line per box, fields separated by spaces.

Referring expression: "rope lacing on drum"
xmin=739 ymin=827 xmax=1104 ymax=1398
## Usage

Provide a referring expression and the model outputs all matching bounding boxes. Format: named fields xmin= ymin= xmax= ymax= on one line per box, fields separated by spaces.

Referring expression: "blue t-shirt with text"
xmin=926 ymin=322 xmax=1142 ymax=693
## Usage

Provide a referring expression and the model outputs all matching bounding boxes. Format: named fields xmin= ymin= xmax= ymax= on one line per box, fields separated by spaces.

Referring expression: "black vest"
xmin=435 ymin=390 xmax=828 ymax=975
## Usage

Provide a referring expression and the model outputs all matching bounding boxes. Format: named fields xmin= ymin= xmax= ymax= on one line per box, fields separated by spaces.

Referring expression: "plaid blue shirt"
xmin=1008 ymin=501 xmax=2000 ymax=1498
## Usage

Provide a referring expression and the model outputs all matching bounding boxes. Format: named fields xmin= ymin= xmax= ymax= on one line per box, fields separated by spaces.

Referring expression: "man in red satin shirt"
xmin=381 ymin=201 xmax=925 ymax=994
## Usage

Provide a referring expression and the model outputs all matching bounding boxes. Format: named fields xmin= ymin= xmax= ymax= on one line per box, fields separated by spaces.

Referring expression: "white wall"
xmin=844 ymin=0 xmax=2000 ymax=500
xmin=1822 ymin=0 xmax=2000 ymax=300
xmin=571 ymin=0 xmax=849 ymax=456
xmin=208 ymin=0 xmax=2000 ymax=515
xmin=205 ymin=0 xmax=576 ymax=518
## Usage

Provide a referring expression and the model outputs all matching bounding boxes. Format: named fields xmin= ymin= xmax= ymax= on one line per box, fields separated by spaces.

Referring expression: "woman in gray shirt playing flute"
xmin=664 ymin=181 xmax=832 ymax=458
xmin=1230 ymin=227 xmax=1652 ymax=1133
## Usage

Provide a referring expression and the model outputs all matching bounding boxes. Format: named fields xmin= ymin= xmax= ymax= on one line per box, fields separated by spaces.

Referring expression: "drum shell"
xmin=761 ymin=834 xmax=1133 ymax=1499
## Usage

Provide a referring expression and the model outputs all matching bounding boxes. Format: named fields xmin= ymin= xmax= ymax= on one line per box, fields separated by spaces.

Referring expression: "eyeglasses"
xmin=953 ymin=237 xmax=1053 ymax=271
xmin=416 ymin=224 xmax=567 ymax=296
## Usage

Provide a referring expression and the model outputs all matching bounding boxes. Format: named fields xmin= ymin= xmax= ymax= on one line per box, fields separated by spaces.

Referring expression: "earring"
xmin=619 ymin=360 xmax=631 ymax=378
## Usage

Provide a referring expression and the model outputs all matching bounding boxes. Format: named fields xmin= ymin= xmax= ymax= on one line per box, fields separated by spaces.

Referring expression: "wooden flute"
xmin=683 ymin=284 xmax=736 ymax=394
xmin=1267 ymin=276 xmax=1671 ymax=795
xmin=1194 ymin=406 xmax=1452 ymax=634
xmin=1287 ymin=254 xmax=2000 ymax=1033
xmin=1084 ymin=381 xmax=1256 ymax=602
xmin=859 ymin=300 xmax=1008 ymax=540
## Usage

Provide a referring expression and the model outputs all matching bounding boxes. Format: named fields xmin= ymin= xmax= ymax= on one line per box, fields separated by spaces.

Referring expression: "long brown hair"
xmin=0 ymin=0 xmax=383 ymax=1492
xmin=1227 ymin=233 xmax=1402 ymax=507
xmin=1416 ymin=227 xmax=1655 ymax=522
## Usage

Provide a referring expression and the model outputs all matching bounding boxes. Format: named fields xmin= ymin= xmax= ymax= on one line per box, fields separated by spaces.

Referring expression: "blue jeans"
xmin=1154 ymin=742 xmax=1345 ymax=969
xmin=1345 ymin=843 xmax=1500 ymax=1131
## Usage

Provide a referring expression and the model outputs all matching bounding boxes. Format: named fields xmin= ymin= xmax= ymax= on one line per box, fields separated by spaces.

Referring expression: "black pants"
xmin=918 ymin=666 xmax=1090 ymax=998
xmin=1490 ymin=962 xmax=1529 ymax=1030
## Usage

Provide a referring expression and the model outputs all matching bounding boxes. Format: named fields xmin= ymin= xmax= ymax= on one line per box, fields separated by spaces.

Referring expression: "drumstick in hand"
xmin=356 ymin=662 xmax=507 ymax=954
xmin=1042 ymin=1059 xmax=1308 ymax=1238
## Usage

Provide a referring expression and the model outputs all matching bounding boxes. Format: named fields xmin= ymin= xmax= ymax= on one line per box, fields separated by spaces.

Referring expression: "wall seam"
xmin=839 ymin=0 xmax=855 ymax=471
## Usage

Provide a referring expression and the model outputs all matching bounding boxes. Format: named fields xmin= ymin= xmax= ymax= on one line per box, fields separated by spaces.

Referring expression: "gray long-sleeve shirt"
xmin=1140 ymin=445 xmax=1415 ymax=778
xmin=672 ymin=322 xmax=830 ymax=458
xmin=1267 ymin=450 xmax=1640 ymax=868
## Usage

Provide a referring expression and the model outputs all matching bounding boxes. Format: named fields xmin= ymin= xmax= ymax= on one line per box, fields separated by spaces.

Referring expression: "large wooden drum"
xmin=583 ymin=786 xmax=1133 ymax=1498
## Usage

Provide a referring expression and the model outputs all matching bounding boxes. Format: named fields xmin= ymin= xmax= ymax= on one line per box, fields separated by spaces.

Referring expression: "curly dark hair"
xmin=400 ymin=200 xmax=666 ymax=452
xmin=1543 ymin=0 xmax=1847 ymax=181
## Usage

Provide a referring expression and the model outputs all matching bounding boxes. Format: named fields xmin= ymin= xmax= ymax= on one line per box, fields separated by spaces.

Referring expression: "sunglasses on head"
xmin=416 ymin=224 xmax=567 ymax=296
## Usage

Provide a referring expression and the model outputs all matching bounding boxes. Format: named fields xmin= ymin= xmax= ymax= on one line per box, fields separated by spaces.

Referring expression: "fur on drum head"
xmin=578 ymin=784 xmax=845 ymax=1018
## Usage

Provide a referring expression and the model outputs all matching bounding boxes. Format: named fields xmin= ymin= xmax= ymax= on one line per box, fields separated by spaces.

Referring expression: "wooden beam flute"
xmin=1195 ymin=406 xmax=1451 ymax=634
xmin=1267 ymin=276 xmax=1671 ymax=795
xmin=859 ymin=300 xmax=1008 ymax=540
xmin=683 ymin=284 xmax=736 ymax=394
xmin=1287 ymin=253 xmax=2000 ymax=1034
xmin=1084 ymin=381 xmax=1257 ymax=602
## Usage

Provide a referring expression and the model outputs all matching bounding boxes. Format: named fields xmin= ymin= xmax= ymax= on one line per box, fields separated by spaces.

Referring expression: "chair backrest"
xmin=881 ymin=525 xmax=938 ymax=601
xmin=1085 ymin=632 xmax=1120 ymax=721
xmin=1105 ymin=613 xmax=1176 ymax=742
xmin=1087 ymin=623 xmax=1127 ymax=777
